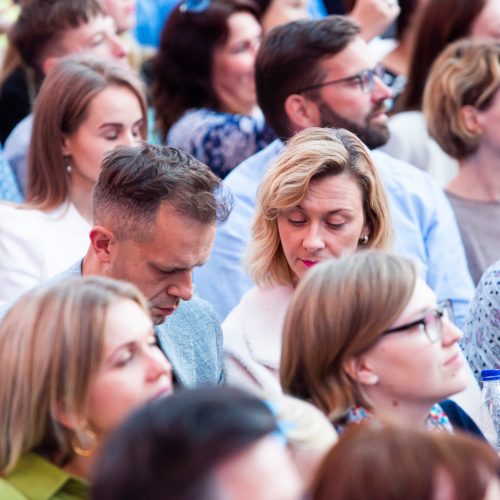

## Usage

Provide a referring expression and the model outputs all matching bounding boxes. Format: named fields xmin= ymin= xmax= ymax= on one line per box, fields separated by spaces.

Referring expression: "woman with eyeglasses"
xmin=280 ymin=251 xmax=482 ymax=436
xmin=152 ymin=0 xmax=275 ymax=179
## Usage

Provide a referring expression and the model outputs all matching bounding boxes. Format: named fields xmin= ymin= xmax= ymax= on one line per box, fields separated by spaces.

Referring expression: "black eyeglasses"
xmin=382 ymin=300 xmax=454 ymax=344
xmin=297 ymin=64 xmax=385 ymax=95
xmin=179 ymin=0 xmax=211 ymax=12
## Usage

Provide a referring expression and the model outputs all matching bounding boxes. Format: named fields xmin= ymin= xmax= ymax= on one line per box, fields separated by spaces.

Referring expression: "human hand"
xmin=349 ymin=0 xmax=401 ymax=42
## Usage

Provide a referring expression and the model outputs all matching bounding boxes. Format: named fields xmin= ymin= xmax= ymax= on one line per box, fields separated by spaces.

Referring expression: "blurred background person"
xmin=0 ymin=0 xmax=128 ymax=179
xmin=0 ymin=276 xmax=173 ymax=498
xmin=424 ymin=38 xmax=500 ymax=284
xmin=381 ymin=0 xmax=500 ymax=185
xmin=91 ymin=387 xmax=304 ymax=500
xmin=0 ymin=55 xmax=147 ymax=304
xmin=311 ymin=423 xmax=500 ymax=500
xmin=223 ymin=127 xmax=391 ymax=394
xmin=462 ymin=260 xmax=500 ymax=384
xmin=281 ymin=251 xmax=482 ymax=435
xmin=152 ymin=0 xmax=275 ymax=178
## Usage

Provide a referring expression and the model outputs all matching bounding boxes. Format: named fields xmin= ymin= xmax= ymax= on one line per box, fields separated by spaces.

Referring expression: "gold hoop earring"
xmin=71 ymin=422 xmax=97 ymax=457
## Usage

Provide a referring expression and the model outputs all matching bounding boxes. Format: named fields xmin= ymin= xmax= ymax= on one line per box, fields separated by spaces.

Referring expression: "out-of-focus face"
xmin=102 ymin=0 xmax=136 ymax=33
xmin=212 ymin=11 xmax=261 ymax=115
xmin=260 ymin=0 xmax=309 ymax=34
xmin=107 ymin=202 xmax=216 ymax=325
xmin=469 ymin=0 xmax=500 ymax=40
xmin=358 ymin=278 xmax=468 ymax=412
xmin=213 ymin=435 xmax=304 ymax=500
xmin=277 ymin=174 xmax=369 ymax=282
xmin=62 ymin=85 xmax=144 ymax=193
xmin=86 ymin=299 xmax=173 ymax=436
xmin=306 ymin=37 xmax=392 ymax=149
xmin=59 ymin=14 xmax=128 ymax=64
xmin=474 ymin=89 xmax=500 ymax=154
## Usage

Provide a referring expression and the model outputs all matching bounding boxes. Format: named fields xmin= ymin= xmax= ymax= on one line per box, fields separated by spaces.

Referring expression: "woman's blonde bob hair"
xmin=280 ymin=251 xmax=417 ymax=421
xmin=27 ymin=54 xmax=148 ymax=209
xmin=0 ymin=276 xmax=149 ymax=475
xmin=247 ymin=127 xmax=392 ymax=287
xmin=424 ymin=38 xmax=500 ymax=160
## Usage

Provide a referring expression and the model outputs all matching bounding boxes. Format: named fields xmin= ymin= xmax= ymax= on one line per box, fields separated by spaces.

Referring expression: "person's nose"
xmin=146 ymin=347 xmax=173 ymax=382
xmin=372 ymin=75 xmax=392 ymax=103
xmin=302 ymin=223 xmax=325 ymax=253
xmin=122 ymin=129 xmax=138 ymax=147
xmin=166 ymin=271 xmax=194 ymax=302
xmin=441 ymin=317 xmax=463 ymax=346
xmin=109 ymin=33 xmax=128 ymax=61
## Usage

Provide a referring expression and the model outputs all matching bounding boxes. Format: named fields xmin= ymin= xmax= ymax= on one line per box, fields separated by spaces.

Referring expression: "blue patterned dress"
xmin=166 ymin=108 xmax=276 ymax=178
xmin=0 ymin=148 xmax=23 ymax=203
xmin=462 ymin=261 xmax=500 ymax=383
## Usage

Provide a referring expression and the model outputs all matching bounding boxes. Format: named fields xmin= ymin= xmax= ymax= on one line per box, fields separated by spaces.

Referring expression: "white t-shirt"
xmin=0 ymin=201 xmax=91 ymax=303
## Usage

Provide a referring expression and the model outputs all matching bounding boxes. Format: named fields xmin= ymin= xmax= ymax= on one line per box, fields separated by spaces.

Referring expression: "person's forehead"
xmin=319 ymin=37 xmax=373 ymax=77
xmin=59 ymin=15 xmax=114 ymax=46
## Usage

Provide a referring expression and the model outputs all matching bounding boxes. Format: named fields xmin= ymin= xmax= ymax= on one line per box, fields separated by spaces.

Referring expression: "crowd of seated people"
xmin=0 ymin=0 xmax=499 ymax=498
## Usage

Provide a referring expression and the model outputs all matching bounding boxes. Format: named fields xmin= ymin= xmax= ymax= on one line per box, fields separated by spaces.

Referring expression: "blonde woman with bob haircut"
xmin=424 ymin=38 xmax=500 ymax=285
xmin=0 ymin=276 xmax=172 ymax=498
xmin=0 ymin=54 xmax=147 ymax=304
xmin=281 ymin=251 xmax=480 ymax=436
xmin=223 ymin=127 xmax=392 ymax=396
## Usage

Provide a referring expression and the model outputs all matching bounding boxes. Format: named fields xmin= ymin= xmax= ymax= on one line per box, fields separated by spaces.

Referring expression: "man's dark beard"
xmin=316 ymin=100 xmax=390 ymax=150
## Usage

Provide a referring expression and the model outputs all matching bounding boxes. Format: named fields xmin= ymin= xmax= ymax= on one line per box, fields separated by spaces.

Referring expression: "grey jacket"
xmin=0 ymin=260 xmax=224 ymax=388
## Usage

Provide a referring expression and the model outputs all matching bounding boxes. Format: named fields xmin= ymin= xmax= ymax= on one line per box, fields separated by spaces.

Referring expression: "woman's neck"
xmin=62 ymin=450 xmax=98 ymax=480
xmin=68 ymin=177 xmax=93 ymax=224
xmin=362 ymin=389 xmax=433 ymax=428
xmin=447 ymin=149 xmax=500 ymax=202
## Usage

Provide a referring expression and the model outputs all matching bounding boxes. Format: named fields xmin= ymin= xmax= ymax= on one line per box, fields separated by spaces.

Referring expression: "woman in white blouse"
xmin=0 ymin=54 xmax=147 ymax=303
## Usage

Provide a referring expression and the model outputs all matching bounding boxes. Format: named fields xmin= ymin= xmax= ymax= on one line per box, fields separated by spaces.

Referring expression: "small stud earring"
xmin=64 ymin=156 xmax=72 ymax=174
xmin=359 ymin=235 xmax=369 ymax=245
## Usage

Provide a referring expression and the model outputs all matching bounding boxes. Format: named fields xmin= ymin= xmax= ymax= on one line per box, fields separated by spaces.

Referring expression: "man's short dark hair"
xmin=256 ymin=16 xmax=360 ymax=139
xmin=10 ymin=0 xmax=105 ymax=78
xmin=91 ymin=387 xmax=278 ymax=500
xmin=92 ymin=143 xmax=231 ymax=240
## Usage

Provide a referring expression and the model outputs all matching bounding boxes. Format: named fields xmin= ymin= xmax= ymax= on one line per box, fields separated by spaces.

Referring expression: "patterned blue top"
xmin=0 ymin=147 xmax=23 ymax=203
xmin=166 ymin=108 xmax=276 ymax=179
xmin=462 ymin=261 xmax=500 ymax=384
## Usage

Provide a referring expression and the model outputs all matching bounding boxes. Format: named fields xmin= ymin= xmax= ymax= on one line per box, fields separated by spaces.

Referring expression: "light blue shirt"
xmin=3 ymin=113 xmax=32 ymax=195
xmin=194 ymin=139 xmax=474 ymax=327
xmin=0 ymin=145 xmax=23 ymax=202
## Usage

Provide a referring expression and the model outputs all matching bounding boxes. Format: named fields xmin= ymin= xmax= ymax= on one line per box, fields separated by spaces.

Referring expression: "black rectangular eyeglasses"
xmin=381 ymin=299 xmax=454 ymax=343
xmin=297 ymin=64 xmax=385 ymax=94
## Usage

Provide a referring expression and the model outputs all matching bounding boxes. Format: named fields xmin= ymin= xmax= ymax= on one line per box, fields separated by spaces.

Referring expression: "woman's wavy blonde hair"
xmin=0 ymin=276 xmax=148 ymax=475
xmin=424 ymin=38 xmax=500 ymax=160
xmin=280 ymin=251 xmax=417 ymax=422
xmin=246 ymin=127 xmax=392 ymax=287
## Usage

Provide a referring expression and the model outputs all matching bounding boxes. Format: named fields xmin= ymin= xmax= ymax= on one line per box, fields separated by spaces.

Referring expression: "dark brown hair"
xmin=397 ymin=0 xmax=487 ymax=111
xmin=92 ymin=143 xmax=232 ymax=240
xmin=255 ymin=15 xmax=360 ymax=139
xmin=311 ymin=423 xmax=500 ymax=500
xmin=152 ymin=0 xmax=260 ymax=141
xmin=10 ymin=0 xmax=105 ymax=79
xmin=26 ymin=54 xmax=147 ymax=211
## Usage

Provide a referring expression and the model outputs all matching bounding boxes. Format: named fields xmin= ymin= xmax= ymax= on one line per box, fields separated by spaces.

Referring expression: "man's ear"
xmin=89 ymin=226 xmax=115 ymax=264
xmin=284 ymin=93 xmax=320 ymax=132
xmin=343 ymin=355 xmax=379 ymax=386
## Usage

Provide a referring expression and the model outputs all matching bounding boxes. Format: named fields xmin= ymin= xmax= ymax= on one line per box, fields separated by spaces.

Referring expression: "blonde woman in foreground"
xmin=0 ymin=276 xmax=172 ymax=499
